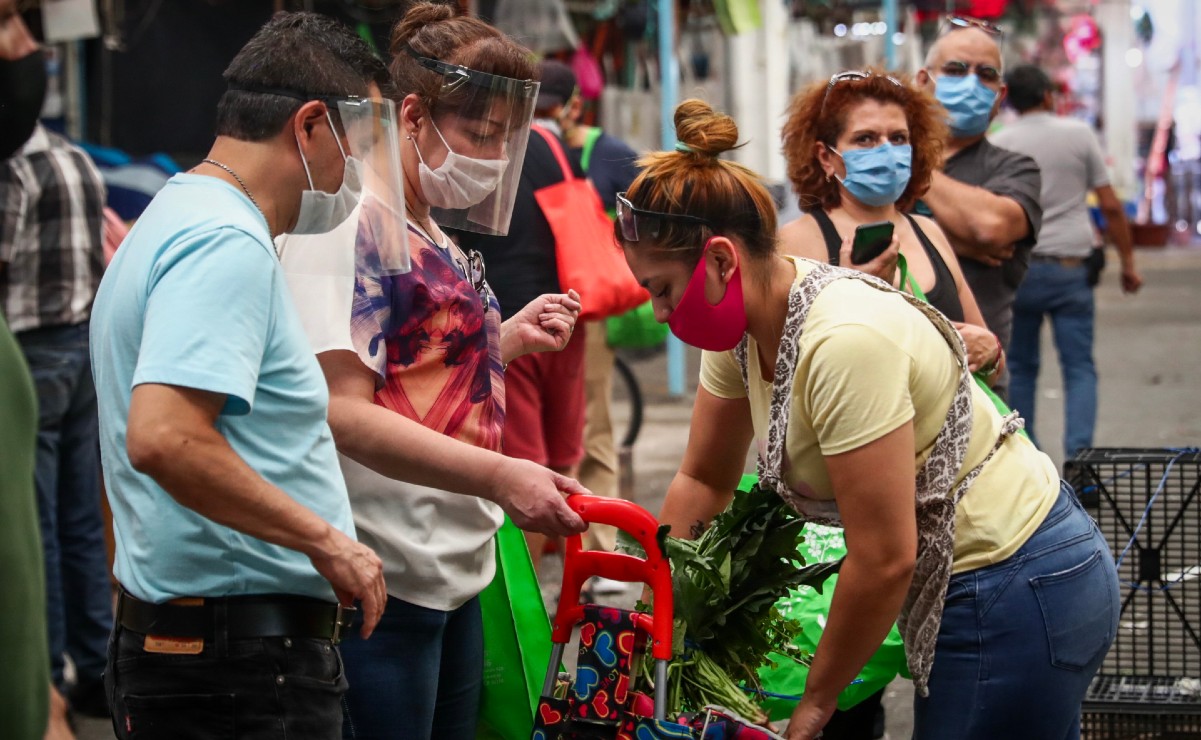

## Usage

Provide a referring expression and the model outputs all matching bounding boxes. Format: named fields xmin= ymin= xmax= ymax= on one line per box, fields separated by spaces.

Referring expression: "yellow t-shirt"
xmin=700 ymin=257 xmax=1059 ymax=573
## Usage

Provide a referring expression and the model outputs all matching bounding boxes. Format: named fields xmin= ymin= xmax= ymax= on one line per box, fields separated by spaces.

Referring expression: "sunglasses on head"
xmin=819 ymin=71 xmax=904 ymax=118
xmin=615 ymin=192 xmax=714 ymax=243
xmin=943 ymin=16 xmax=1005 ymax=39
xmin=454 ymin=248 xmax=490 ymax=311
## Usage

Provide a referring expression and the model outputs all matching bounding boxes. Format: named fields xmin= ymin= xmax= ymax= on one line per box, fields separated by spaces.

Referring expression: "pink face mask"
xmin=667 ymin=238 xmax=748 ymax=351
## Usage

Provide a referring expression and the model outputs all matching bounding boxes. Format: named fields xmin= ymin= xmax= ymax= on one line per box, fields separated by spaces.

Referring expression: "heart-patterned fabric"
xmin=533 ymin=605 xmax=653 ymax=739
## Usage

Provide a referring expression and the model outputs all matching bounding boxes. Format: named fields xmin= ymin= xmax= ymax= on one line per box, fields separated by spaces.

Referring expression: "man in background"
xmin=991 ymin=64 xmax=1143 ymax=458
xmin=0 ymin=0 xmax=111 ymax=726
xmin=533 ymin=61 xmax=639 ymax=579
xmin=917 ymin=19 xmax=1043 ymax=398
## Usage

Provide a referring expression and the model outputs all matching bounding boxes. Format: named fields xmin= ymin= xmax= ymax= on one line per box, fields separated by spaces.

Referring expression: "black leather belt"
xmin=116 ymin=587 xmax=354 ymax=644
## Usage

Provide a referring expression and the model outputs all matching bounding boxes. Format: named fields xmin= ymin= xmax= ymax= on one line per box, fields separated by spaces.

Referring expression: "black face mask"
xmin=0 ymin=50 xmax=48 ymax=160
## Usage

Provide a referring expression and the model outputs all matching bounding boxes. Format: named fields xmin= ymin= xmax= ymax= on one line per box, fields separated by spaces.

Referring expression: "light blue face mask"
xmin=830 ymin=143 xmax=913 ymax=208
xmin=935 ymin=74 xmax=998 ymax=138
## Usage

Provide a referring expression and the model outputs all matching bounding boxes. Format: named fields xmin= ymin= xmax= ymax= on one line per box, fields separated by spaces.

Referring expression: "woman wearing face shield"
xmin=778 ymin=70 xmax=1004 ymax=385
xmin=283 ymin=4 xmax=589 ymax=738
xmin=618 ymin=99 xmax=1118 ymax=740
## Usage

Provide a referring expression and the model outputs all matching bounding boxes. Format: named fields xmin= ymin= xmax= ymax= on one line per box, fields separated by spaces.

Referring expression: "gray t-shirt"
xmin=940 ymin=138 xmax=1042 ymax=362
xmin=990 ymin=112 xmax=1110 ymax=259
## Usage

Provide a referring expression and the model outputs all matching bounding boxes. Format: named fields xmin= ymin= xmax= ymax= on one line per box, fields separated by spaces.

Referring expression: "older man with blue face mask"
xmin=916 ymin=18 xmax=1043 ymax=400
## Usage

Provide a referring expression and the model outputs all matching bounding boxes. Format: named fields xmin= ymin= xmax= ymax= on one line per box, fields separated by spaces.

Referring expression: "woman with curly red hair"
xmin=779 ymin=70 xmax=1004 ymax=381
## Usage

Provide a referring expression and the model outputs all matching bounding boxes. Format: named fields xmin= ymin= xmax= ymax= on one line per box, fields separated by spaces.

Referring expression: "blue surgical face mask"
xmin=935 ymin=74 xmax=998 ymax=138
xmin=829 ymin=143 xmax=913 ymax=208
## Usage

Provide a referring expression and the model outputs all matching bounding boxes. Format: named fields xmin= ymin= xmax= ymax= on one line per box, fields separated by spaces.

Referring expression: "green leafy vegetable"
xmin=619 ymin=484 xmax=843 ymax=720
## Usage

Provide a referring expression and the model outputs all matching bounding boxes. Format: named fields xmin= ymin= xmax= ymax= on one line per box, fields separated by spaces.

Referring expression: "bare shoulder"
xmin=778 ymin=214 xmax=828 ymax=261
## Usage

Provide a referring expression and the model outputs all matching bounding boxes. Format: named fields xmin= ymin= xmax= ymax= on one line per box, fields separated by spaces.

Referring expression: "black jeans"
xmin=106 ymin=625 xmax=347 ymax=739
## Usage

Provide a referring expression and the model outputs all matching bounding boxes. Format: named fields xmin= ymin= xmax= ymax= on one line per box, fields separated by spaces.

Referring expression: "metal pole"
xmin=884 ymin=0 xmax=898 ymax=69
xmin=659 ymin=0 xmax=687 ymax=398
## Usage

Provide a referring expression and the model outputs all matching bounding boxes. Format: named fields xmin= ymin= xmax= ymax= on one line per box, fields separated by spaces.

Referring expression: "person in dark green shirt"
xmin=0 ymin=310 xmax=49 ymax=739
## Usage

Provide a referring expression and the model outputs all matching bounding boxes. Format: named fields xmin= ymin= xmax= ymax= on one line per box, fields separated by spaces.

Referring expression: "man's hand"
xmin=493 ymin=457 xmax=589 ymax=536
xmin=1121 ymin=262 xmax=1144 ymax=294
xmin=309 ymin=529 xmax=387 ymax=639
xmin=973 ymin=240 xmax=1015 ymax=268
xmin=952 ymin=322 xmax=1000 ymax=373
xmin=501 ymin=289 xmax=582 ymax=364
xmin=838 ymin=233 xmax=900 ymax=284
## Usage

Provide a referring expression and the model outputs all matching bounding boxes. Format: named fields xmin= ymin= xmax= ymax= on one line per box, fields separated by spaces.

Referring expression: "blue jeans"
xmin=913 ymin=482 xmax=1119 ymax=739
xmin=18 ymin=322 xmax=112 ymax=688
xmin=106 ymin=624 xmax=347 ymax=739
xmin=339 ymin=595 xmax=484 ymax=739
xmin=1008 ymin=261 xmax=1097 ymax=458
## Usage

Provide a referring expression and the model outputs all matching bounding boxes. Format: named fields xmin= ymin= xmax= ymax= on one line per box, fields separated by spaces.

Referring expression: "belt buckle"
xmin=332 ymin=603 xmax=356 ymax=645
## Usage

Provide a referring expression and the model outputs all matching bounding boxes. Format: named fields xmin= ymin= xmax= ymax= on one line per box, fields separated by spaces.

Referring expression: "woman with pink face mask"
xmin=278 ymin=4 xmax=591 ymax=739
xmin=619 ymin=99 xmax=1117 ymax=740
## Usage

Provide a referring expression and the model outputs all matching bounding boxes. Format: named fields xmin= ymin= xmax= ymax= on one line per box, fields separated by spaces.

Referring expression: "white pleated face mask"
xmin=293 ymin=112 xmax=363 ymax=236
xmin=414 ymin=119 xmax=508 ymax=210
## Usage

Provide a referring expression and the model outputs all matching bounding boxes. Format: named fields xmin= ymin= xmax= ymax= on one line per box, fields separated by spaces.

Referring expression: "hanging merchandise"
xmin=573 ymin=45 xmax=605 ymax=101
xmin=41 ymin=0 xmax=100 ymax=43
xmin=713 ymin=0 xmax=762 ymax=36
xmin=494 ymin=0 xmax=579 ymax=54
xmin=1063 ymin=15 xmax=1101 ymax=65
xmin=601 ymin=52 xmax=661 ymax=156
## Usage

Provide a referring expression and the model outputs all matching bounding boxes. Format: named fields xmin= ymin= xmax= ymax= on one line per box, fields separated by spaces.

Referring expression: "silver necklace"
xmin=202 ymin=158 xmax=271 ymax=235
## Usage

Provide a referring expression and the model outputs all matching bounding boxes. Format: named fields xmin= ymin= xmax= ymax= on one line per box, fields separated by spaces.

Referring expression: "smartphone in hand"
xmin=851 ymin=221 xmax=895 ymax=265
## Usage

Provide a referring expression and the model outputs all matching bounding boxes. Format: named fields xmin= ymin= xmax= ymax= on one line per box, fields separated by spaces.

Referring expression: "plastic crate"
xmin=1067 ymin=449 xmax=1201 ymax=738
xmin=1064 ymin=448 xmax=1201 ymax=678
xmin=1082 ymin=709 xmax=1201 ymax=739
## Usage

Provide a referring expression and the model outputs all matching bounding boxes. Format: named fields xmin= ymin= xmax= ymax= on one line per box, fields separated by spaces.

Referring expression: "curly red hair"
xmin=781 ymin=69 xmax=946 ymax=212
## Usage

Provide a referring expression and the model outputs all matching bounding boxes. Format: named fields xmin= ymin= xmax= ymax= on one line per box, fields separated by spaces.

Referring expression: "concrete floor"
xmin=75 ymin=245 xmax=1201 ymax=739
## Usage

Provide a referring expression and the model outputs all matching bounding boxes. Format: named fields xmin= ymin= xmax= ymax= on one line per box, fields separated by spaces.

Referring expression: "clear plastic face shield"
xmin=336 ymin=97 xmax=410 ymax=275
xmin=407 ymin=46 xmax=539 ymax=236
xmin=273 ymin=93 xmax=411 ymax=277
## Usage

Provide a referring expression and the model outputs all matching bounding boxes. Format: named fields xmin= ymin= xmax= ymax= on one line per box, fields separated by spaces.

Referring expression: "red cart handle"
xmin=550 ymin=495 xmax=674 ymax=662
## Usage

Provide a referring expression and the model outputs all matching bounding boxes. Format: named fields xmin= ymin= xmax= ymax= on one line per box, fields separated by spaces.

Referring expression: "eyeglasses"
xmin=615 ymin=192 xmax=715 ymax=243
xmin=455 ymin=248 xmax=490 ymax=311
xmin=939 ymin=60 xmax=1002 ymax=85
xmin=943 ymin=16 xmax=1004 ymax=39
xmin=819 ymin=71 xmax=904 ymax=118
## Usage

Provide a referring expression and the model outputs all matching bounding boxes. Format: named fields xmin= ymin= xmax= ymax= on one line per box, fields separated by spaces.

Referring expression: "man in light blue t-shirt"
xmin=90 ymin=13 xmax=387 ymax=739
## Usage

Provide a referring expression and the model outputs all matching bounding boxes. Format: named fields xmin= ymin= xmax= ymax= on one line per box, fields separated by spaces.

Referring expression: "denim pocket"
xmin=123 ymin=692 xmax=235 ymax=739
xmin=1031 ymin=549 xmax=1117 ymax=672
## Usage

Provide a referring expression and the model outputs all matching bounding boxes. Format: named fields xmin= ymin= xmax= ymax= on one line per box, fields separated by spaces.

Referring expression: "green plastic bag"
xmin=898 ymin=255 xmax=1027 ymax=438
xmin=476 ymin=517 xmax=552 ymax=739
xmin=606 ymin=300 xmax=669 ymax=349
xmin=733 ymin=475 xmax=908 ymax=717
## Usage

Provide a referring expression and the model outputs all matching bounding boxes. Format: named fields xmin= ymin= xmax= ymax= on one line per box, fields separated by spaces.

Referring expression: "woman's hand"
xmin=785 ymin=696 xmax=836 ymax=739
xmin=838 ymin=233 xmax=900 ymax=285
xmin=501 ymin=289 xmax=582 ymax=364
xmin=952 ymin=321 xmax=1000 ymax=374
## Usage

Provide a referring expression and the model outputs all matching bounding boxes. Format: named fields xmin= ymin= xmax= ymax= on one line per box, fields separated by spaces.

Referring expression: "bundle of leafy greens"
xmin=619 ymin=483 xmax=842 ymax=720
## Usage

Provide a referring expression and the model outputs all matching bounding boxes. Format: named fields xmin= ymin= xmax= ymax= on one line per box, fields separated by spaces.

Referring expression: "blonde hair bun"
xmin=674 ymin=98 xmax=739 ymax=157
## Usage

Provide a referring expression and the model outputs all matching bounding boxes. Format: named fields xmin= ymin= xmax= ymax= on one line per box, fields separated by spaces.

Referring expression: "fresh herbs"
xmin=620 ymin=484 xmax=842 ymax=719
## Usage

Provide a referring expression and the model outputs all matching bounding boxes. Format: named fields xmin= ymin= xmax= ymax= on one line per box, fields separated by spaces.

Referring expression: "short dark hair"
xmin=215 ymin=12 xmax=389 ymax=141
xmin=1005 ymin=64 xmax=1054 ymax=113
xmin=535 ymin=60 xmax=577 ymax=115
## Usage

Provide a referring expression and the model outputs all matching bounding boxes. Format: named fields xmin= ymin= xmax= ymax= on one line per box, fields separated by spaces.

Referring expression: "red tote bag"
xmin=531 ymin=125 xmax=648 ymax=321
